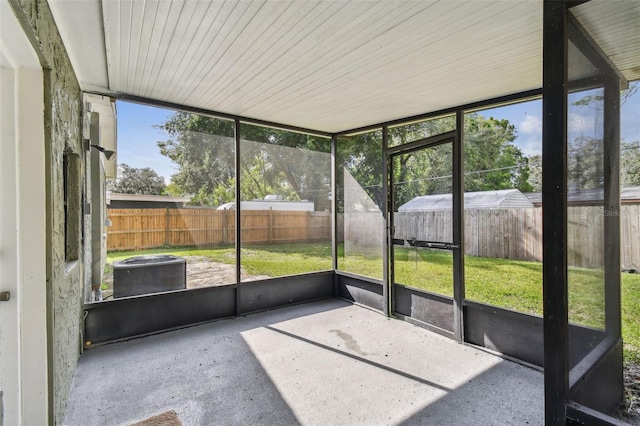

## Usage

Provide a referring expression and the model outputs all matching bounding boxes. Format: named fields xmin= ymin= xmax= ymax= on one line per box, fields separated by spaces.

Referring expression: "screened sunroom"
xmin=37 ymin=1 xmax=640 ymax=424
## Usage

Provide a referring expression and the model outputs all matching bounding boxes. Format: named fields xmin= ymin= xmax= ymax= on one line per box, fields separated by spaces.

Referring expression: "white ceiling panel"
xmin=572 ymin=0 xmax=640 ymax=81
xmin=48 ymin=0 xmax=639 ymax=133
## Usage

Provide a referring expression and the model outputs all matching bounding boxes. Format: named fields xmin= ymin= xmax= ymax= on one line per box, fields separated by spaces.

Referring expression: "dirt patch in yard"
xmin=101 ymin=255 xmax=270 ymax=299
xmin=181 ymin=256 xmax=270 ymax=287
xmin=619 ymin=361 xmax=640 ymax=425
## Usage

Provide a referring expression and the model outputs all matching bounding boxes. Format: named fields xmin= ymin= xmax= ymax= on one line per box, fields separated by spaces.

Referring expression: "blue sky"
xmin=477 ymin=99 xmax=543 ymax=157
xmin=116 ymin=101 xmax=176 ymax=183
xmin=621 ymin=81 xmax=640 ymax=143
xmin=117 ymin=80 xmax=639 ymax=183
xmin=474 ymin=81 xmax=640 ymax=157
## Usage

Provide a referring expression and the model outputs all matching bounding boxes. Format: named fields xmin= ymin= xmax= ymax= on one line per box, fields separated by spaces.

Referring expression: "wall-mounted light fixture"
xmin=90 ymin=144 xmax=116 ymax=160
xmin=83 ymin=138 xmax=116 ymax=160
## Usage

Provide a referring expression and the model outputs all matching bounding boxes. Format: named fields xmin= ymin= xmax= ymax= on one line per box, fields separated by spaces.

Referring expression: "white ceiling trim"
xmin=48 ymin=0 xmax=109 ymax=93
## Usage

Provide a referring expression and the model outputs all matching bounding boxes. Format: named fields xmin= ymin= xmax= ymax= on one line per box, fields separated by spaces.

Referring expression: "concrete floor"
xmin=63 ymin=299 xmax=544 ymax=426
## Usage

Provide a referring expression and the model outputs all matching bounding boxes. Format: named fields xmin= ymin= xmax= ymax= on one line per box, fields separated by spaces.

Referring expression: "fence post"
xmin=164 ymin=208 xmax=170 ymax=246
xmin=306 ymin=211 xmax=311 ymax=241
xmin=269 ymin=207 xmax=273 ymax=243
xmin=222 ymin=208 xmax=227 ymax=244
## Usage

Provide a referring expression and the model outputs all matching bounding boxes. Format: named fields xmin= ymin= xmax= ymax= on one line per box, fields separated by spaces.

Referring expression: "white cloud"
xmin=516 ymin=115 xmax=542 ymax=156
xmin=518 ymin=136 xmax=542 ymax=157
xmin=519 ymin=115 xmax=542 ymax=135
xmin=568 ymin=112 xmax=590 ymax=133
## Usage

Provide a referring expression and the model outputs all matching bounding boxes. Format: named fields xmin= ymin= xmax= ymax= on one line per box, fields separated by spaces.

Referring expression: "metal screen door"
xmin=387 ymin=131 xmax=460 ymax=337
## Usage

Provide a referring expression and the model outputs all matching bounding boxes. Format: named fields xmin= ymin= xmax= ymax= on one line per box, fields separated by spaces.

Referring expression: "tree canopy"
xmin=107 ymin=163 xmax=166 ymax=195
xmin=338 ymin=113 xmax=533 ymax=211
xmin=156 ymin=113 xmax=235 ymax=203
xmin=621 ymin=141 xmax=640 ymax=187
xmin=153 ymin=81 xmax=639 ymax=211
xmin=156 ymin=114 xmax=331 ymax=209
xmin=567 ymin=82 xmax=640 ymax=189
xmin=157 ymin=112 xmax=534 ymax=211
xmin=464 ymin=114 xmax=532 ymax=193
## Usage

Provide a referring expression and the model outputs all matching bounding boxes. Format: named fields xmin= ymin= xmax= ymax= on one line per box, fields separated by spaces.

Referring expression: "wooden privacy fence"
xmin=107 ymin=208 xmax=331 ymax=251
xmin=621 ymin=205 xmax=640 ymax=270
xmin=394 ymin=208 xmax=544 ymax=263
xmin=346 ymin=205 xmax=639 ymax=268
xmin=108 ymin=206 xmax=640 ymax=268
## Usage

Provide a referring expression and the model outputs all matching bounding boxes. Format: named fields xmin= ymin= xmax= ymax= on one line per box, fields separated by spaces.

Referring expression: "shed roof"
xmin=398 ymin=189 xmax=534 ymax=211
xmin=623 ymin=186 xmax=640 ymax=201
xmin=107 ymin=192 xmax=191 ymax=205
xmin=524 ymin=186 xmax=640 ymax=206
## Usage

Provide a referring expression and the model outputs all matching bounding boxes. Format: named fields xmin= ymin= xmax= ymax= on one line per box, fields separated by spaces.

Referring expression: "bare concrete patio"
xmin=63 ymin=299 xmax=543 ymax=425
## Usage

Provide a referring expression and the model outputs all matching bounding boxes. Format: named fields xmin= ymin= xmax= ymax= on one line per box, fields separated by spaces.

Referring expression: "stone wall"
xmin=9 ymin=0 xmax=85 ymax=424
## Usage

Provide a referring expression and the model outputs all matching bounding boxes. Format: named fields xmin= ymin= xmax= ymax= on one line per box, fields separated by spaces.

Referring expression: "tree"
xmin=568 ymin=81 xmax=639 ymax=189
xmin=156 ymin=113 xmax=331 ymax=209
xmin=621 ymin=141 xmax=640 ymax=187
xmin=464 ymin=114 xmax=532 ymax=193
xmin=391 ymin=142 xmax=454 ymax=209
xmin=527 ymin=155 xmax=542 ymax=192
xmin=337 ymin=130 xmax=384 ymax=212
xmin=387 ymin=118 xmax=456 ymax=208
xmin=338 ymin=114 xmax=532 ymax=211
xmin=156 ymin=113 xmax=235 ymax=201
xmin=107 ymin=163 xmax=166 ymax=195
xmin=238 ymin=129 xmax=331 ymax=210
xmin=568 ymin=136 xmax=603 ymax=190
xmin=158 ymin=112 xmax=528 ymax=210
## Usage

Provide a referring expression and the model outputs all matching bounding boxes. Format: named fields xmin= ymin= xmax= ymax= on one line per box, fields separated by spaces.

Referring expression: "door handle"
xmin=0 ymin=291 xmax=10 ymax=301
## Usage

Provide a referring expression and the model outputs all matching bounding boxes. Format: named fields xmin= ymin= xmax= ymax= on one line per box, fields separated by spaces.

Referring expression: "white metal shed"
xmin=398 ymin=189 xmax=534 ymax=211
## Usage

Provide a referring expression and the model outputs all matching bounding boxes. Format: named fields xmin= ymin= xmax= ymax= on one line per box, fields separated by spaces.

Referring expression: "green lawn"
xmin=344 ymin=247 xmax=607 ymax=328
xmin=107 ymin=242 xmax=640 ymax=364
xmin=107 ymin=243 xmax=333 ymax=277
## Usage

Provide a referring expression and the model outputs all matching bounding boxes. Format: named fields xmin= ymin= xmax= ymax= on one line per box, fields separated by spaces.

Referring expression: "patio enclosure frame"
xmin=83 ymin=2 xmax=626 ymax=423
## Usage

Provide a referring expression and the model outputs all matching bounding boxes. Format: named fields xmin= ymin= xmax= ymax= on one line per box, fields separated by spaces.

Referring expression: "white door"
xmin=1 ymin=2 xmax=48 ymax=424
